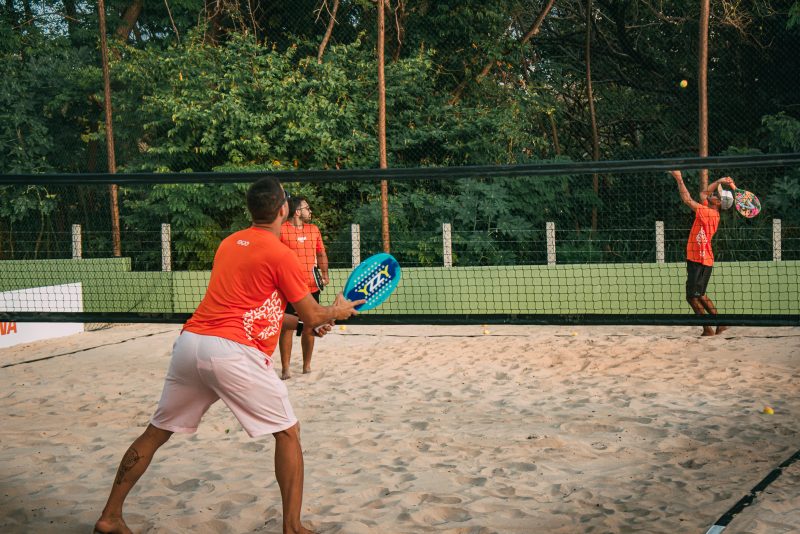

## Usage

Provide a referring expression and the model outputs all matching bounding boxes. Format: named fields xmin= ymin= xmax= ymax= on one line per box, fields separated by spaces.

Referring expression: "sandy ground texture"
xmin=1 ymin=323 xmax=798 ymax=533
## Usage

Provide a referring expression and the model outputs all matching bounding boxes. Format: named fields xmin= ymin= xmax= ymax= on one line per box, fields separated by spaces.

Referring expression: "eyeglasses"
xmin=283 ymin=190 xmax=291 ymax=202
xmin=299 ymin=205 xmax=312 ymax=212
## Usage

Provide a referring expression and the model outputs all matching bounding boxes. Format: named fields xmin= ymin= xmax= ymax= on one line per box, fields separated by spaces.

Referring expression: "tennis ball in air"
xmin=679 ymin=79 xmax=688 ymax=88
xmin=763 ymin=406 xmax=774 ymax=415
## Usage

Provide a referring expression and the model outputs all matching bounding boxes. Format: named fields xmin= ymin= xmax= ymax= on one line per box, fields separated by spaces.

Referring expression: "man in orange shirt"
xmin=95 ymin=178 xmax=362 ymax=534
xmin=671 ymin=170 xmax=735 ymax=336
xmin=279 ymin=196 xmax=329 ymax=379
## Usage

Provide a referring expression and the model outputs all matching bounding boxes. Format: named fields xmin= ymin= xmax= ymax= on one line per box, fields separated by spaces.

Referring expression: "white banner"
xmin=0 ymin=283 xmax=84 ymax=348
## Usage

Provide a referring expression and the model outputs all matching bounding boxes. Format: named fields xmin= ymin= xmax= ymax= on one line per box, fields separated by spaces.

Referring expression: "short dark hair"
xmin=247 ymin=178 xmax=285 ymax=223
xmin=289 ymin=195 xmax=308 ymax=216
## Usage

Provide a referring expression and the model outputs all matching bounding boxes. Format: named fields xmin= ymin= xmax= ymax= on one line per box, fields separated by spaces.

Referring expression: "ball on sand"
xmin=680 ymin=79 xmax=688 ymax=88
xmin=483 ymin=329 xmax=490 ymax=335
xmin=763 ymin=406 xmax=774 ymax=415
xmin=339 ymin=325 xmax=347 ymax=331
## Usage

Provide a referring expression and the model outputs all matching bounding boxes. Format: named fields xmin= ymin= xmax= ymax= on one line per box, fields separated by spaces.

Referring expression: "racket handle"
xmin=314 ymin=321 xmax=335 ymax=335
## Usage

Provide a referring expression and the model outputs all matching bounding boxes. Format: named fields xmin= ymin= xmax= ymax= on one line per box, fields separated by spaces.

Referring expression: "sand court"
xmin=1 ymin=323 xmax=798 ymax=533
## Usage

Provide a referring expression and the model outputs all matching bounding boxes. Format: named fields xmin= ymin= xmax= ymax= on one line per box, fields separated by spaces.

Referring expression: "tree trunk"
xmin=378 ymin=0 xmax=390 ymax=253
xmin=98 ymin=0 xmax=122 ymax=257
xmin=63 ymin=0 xmax=79 ymax=40
xmin=585 ymin=0 xmax=600 ymax=233
xmin=391 ymin=0 xmax=406 ymax=62
xmin=450 ymin=0 xmax=556 ymax=104
xmin=698 ymin=0 xmax=710 ymax=191
xmin=317 ymin=0 xmax=340 ymax=63
xmin=115 ymin=0 xmax=143 ymax=42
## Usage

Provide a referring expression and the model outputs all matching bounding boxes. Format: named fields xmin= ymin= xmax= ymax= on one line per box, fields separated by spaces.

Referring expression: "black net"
xmin=1 ymin=155 xmax=798 ymax=325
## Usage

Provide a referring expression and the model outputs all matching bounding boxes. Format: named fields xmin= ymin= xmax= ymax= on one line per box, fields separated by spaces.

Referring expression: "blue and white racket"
xmin=343 ymin=253 xmax=402 ymax=311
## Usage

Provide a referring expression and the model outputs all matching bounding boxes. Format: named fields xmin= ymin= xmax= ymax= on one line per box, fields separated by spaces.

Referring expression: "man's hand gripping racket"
xmin=313 ymin=253 xmax=402 ymax=334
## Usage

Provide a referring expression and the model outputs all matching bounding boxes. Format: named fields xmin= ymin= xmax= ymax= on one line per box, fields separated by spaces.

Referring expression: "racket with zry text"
xmin=343 ymin=253 xmax=402 ymax=311
xmin=311 ymin=253 xmax=401 ymax=334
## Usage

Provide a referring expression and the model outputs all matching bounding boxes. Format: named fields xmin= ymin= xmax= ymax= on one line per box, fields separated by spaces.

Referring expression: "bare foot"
xmin=701 ymin=327 xmax=715 ymax=337
xmin=716 ymin=325 xmax=729 ymax=335
xmin=281 ymin=370 xmax=292 ymax=380
xmin=302 ymin=367 xmax=311 ymax=374
xmin=94 ymin=516 xmax=133 ymax=534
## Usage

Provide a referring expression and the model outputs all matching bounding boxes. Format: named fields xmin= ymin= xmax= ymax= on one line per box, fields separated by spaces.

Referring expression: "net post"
xmin=71 ymin=224 xmax=82 ymax=260
xmin=351 ymin=224 xmax=361 ymax=267
xmin=546 ymin=222 xmax=556 ymax=265
xmin=161 ymin=223 xmax=172 ymax=272
xmin=773 ymin=219 xmax=782 ymax=262
xmin=443 ymin=223 xmax=453 ymax=267
xmin=655 ymin=221 xmax=665 ymax=264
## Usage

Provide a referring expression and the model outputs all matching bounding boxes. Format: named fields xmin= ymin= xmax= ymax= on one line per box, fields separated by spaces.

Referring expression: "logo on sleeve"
xmin=236 ymin=240 xmax=250 ymax=247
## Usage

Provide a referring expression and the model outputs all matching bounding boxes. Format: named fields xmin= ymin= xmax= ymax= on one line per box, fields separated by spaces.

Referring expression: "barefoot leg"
xmin=95 ymin=424 xmax=172 ymax=534
xmin=301 ymin=329 xmax=315 ymax=374
xmin=280 ymin=329 xmax=294 ymax=379
xmin=274 ymin=424 xmax=316 ymax=534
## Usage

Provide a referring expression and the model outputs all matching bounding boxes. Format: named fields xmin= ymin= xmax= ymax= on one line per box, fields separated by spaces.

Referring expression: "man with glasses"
xmin=279 ymin=195 xmax=330 ymax=379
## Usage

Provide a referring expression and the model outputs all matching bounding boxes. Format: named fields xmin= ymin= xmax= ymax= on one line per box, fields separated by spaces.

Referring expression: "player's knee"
xmin=144 ymin=423 xmax=173 ymax=445
xmin=273 ymin=422 xmax=301 ymax=441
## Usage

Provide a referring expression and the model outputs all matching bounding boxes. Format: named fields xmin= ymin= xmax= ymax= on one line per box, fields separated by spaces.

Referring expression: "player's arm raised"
xmin=670 ymin=170 xmax=704 ymax=211
xmin=701 ymin=176 xmax=735 ymax=201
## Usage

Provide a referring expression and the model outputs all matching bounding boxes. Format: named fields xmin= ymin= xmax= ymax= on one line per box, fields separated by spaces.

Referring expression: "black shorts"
xmin=285 ymin=290 xmax=319 ymax=316
xmin=686 ymin=261 xmax=712 ymax=299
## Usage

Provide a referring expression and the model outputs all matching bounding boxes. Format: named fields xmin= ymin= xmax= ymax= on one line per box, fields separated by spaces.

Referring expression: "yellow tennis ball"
xmin=483 ymin=329 xmax=490 ymax=335
xmin=680 ymin=79 xmax=688 ymax=88
xmin=571 ymin=332 xmax=578 ymax=336
xmin=763 ymin=406 xmax=774 ymax=415
xmin=339 ymin=325 xmax=347 ymax=331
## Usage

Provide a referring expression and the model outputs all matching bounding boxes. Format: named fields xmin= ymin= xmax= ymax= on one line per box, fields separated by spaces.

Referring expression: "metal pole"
xmin=773 ymin=219 xmax=782 ymax=262
xmin=97 ymin=0 xmax=121 ymax=257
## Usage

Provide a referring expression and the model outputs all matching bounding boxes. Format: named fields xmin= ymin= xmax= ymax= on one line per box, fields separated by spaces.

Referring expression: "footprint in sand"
xmin=408 ymin=505 xmax=471 ymax=525
xmin=160 ymin=477 xmax=213 ymax=493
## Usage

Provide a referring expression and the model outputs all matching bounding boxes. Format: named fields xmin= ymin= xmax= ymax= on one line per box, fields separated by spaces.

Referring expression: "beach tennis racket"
xmin=342 ymin=253 xmax=402 ymax=312
xmin=733 ymin=188 xmax=761 ymax=218
xmin=313 ymin=265 xmax=325 ymax=292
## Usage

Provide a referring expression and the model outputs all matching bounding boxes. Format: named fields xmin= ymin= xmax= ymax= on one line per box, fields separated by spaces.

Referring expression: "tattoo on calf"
xmin=115 ymin=447 xmax=141 ymax=485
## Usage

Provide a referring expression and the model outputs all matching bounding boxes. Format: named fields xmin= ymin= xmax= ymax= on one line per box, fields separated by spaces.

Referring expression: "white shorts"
xmin=151 ymin=331 xmax=297 ymax=438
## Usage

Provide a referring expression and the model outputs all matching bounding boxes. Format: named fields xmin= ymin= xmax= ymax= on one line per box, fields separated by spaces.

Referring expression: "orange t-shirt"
xmin=686 ymin=202 xmax=720 ymax=266
xmin=280 ymin=222 xmax=325 ymax=292
xmin=183 ymin=227 xmax=309 ymax=356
